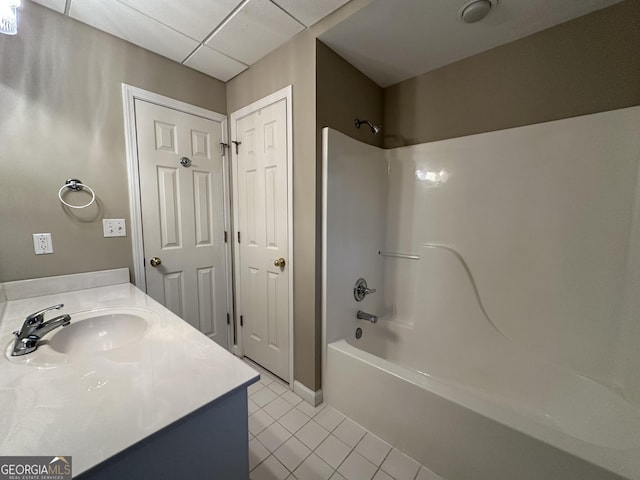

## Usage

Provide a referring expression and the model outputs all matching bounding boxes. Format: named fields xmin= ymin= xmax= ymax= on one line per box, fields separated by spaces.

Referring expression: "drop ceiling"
xmin=30 ymin=0 xmax=351 ymax=82
xmin=318 ymin=0 xmax=625 ymax=87
xmin=30 ymin=0 xmax=626 ymax=87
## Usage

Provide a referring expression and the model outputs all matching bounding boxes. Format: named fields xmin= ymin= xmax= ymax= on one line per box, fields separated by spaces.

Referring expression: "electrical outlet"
xmin=33 ymin=233 xmax=53 ymax=255
xmin=103 ymin=219 xmax=127 ymax=237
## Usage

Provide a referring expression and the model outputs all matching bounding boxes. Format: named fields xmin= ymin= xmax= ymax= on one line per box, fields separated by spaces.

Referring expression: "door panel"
xmin=135 ymin=99 xmax=229 ymax=348
xmin=235 ymin=97 xmax=290 ymax=380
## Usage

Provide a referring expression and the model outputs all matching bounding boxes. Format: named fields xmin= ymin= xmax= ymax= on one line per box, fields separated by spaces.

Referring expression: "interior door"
xmin=135 ymin=99 xmax=229 ymax=349
xmin=234 ymin=97 xmax=290 ymax=381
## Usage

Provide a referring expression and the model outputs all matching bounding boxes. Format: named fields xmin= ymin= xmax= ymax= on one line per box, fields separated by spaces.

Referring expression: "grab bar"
xmin=379 ymin=250 xmax=420 ymax=260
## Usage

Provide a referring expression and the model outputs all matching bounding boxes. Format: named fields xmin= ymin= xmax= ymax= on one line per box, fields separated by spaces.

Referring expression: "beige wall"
xmin=0 ymin=1 xmax=226 ymax=283
xmin=383 ymin=0 xmax=640 ymax=148
xmin=316 ymin=41 xmax=383 ymax=149
xmin=226 ymin=0 xmax=372 ymax=391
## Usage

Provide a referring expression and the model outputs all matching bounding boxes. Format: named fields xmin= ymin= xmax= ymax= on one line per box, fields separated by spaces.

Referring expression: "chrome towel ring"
xmin=58 ymin=178 xmax=96 ymax=209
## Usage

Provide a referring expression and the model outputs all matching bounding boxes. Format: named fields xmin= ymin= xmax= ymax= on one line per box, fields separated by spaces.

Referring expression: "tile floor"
xmin=245 ymin=361 xmax=444 ymax=480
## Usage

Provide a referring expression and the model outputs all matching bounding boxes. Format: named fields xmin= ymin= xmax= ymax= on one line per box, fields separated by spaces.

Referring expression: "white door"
xmin=232 ymin=92 xmax=291 ymax=381
xmin=135 ymin=99 xmax=230 ymax=348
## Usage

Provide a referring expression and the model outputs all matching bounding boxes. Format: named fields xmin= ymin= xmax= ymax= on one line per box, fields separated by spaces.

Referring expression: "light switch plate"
xmin=103 ymin=219 xmax=127 ymax=237
xmin=33 ymin=233 xmax=53 ymax=254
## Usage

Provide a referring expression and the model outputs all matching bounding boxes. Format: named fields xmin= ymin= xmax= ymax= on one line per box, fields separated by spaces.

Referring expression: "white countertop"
xmin=0 ymin=277 xmax=258 ymax=475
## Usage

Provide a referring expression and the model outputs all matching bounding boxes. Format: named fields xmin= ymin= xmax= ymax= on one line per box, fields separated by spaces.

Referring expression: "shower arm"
xmin=354 ymin=118 xmax=382 ymax=135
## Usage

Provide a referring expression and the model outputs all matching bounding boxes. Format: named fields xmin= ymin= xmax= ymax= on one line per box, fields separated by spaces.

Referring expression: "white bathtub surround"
xmin=327 ymin=340 xmax=632 ymax=480
xmin=321 ymin=127 xmax=387 ymax=347
xmin=381 ymin=107 xmax=640 ymax=385
xmin=322 ymin=106 xmax=640 ymax=480
xmin=0 ymin=283 xmax=6 ymax=323
xmin=247 ymin=365 xmax=442 ymax=480
xmin=0 ymin=269 xmax=259 ymax=477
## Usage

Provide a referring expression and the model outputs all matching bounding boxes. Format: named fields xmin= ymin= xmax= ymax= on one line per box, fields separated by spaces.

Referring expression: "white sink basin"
xmin=48 ymin=311 xmax=147 ymax=355
xmin=5 ymin=307 xmax=155 ymax=364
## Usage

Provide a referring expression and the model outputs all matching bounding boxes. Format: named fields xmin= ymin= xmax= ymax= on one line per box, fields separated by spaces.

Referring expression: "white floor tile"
xmin=253 ymin=387 xmax=279 ymax=407
xmin=258 ymin=422 xmax=293 ymax=452
xmin=260 ymin=375 xmax=275 ymax=386
xmin=249 ymin=409 xmax=275 ymax=436
xmin=280 ymin=408 xmax=311 ymax=434
xmin=247 ymin=391 xmax=438 ymax=480
xmin=354 ymin=433 xmax=391 ymax=467
xmin=250 ymin=455 xmax=290 ymax=480
xmin=315 ymin=434 xmax=351 ymax=469
xmin=249 ymin=382 xmax=266 ymax=395
xmin=372 ymin=470 xmax=393 ymax=480
xmin=297 ymin=401 xmax=326 ymax=418
xmin=264 ymin=397 xmax=295 ymax=420
xmin=296 ymin=420 xmax=330 ymax=450
xmin=274 ymin=436 xmax=312 ymax=471
xmin=268 ymin=381 xmax=289 ymax=396
xmin=250 ymin=438 xmax=271 ymax=471
xmin=314 ymin=407 xmax=345 ymax=432
xmin=333 ymin=419 xmax=366 ymax=448
xmin=294 ymin=453 xmax=335 ymax=480
xmin=337 ymin=451 xmax=377 ymax=480
xmin=416 ymin=466 xmax=444 ymax=480
xmin=380 ymin=449 xmax=420 ymax=480
xmin=248 ymin=399 xmax=260 ymax=415
xmin=281 ymin=389 xmax=303 ymax=406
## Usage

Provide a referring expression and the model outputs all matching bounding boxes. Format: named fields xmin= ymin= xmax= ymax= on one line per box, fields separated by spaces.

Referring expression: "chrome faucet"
xmin=356 ymin=310 xmax=378 ymax=324
xmin=12 ymin=304 xmax=71 ymax=356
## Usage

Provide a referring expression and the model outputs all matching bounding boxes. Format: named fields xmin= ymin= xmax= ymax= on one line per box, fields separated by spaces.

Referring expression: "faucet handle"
xmin=354 ymin=278 xmax=377 ymax=302
xmin=25 ymin=304 xmax=64 ymax=325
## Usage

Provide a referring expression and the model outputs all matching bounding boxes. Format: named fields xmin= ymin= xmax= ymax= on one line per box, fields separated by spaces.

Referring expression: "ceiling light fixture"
xmin=0 ymin=0 xmax=21 ymax=35
xmin=459 ymin=0 xmax=496 ymax=24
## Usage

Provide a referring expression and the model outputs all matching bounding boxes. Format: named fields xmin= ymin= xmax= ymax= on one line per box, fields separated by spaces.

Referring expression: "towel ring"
xmin=58 ymin=179 xmax=96 ymax=209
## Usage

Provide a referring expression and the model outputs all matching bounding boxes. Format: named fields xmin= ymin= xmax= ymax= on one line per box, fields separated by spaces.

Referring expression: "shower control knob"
xmin=354 ymin=278 xmax=376 ymax=302
xmin=149 ymin=257 xmax=162 ymax=268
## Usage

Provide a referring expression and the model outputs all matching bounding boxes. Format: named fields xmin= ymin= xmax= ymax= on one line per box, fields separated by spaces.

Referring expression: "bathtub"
xmin=323 ymin=246 xmax=640 ymax=480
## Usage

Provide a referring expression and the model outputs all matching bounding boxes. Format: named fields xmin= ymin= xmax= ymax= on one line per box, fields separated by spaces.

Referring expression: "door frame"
xmin=230 ymin=85 xmax=294 ymax=385
xmin=121 ymin=84 xmax=234 ymax=348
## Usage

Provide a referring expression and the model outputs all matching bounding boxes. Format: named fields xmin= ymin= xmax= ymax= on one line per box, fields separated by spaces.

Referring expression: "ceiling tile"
xmin=69 ymin=0 xmax=199 ymax=63
xmin=115 ymin=0 xmax=243 ymax=41
xmin=184 ymin=45 xmax=248 ymax=82
xmin=30 ymin=0 xmax=66 ymax=14
xmin=206 ymin=0 xmax=304 ymax=65
xmin=271 ymin=0 xmax=350 ymax=27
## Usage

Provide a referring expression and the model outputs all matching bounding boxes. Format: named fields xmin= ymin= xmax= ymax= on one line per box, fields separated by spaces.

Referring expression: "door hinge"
xmin=226 ymin=313 xmax=230 ymax=325
xmin=240 ymin=315 xmax=244 ymax=327
xmin=219 ymin=142 xmax=228 ymax=156
xmin=232 ymin=140 xmax=242 ymax=154
xmin=224 ymin=231 xmax=228 ymax=243
xmin=237 ymin=231 xmax=241 ymax=243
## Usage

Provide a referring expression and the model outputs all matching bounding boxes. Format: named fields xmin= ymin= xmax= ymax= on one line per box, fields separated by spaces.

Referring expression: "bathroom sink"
xmin=47 ymin=310 xmax=148 ymax=355
xmin=4 ymin=306 xmax=157 ymax=366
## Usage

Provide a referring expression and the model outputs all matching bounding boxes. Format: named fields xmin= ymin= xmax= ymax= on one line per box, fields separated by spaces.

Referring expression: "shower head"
xmin=355 ymin=118 xmax=382 ymax=135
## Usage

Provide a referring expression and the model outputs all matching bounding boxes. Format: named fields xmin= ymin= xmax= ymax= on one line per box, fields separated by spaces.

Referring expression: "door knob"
xmin=149 ymin=257 xmax=162 ymax=267
xmin=274 ymin=257 xmax=286 ymax=269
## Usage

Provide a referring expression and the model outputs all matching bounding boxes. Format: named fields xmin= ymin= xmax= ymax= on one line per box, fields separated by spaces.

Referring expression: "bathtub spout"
xmin=356 ymin=310 xmax=378 ymax=323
